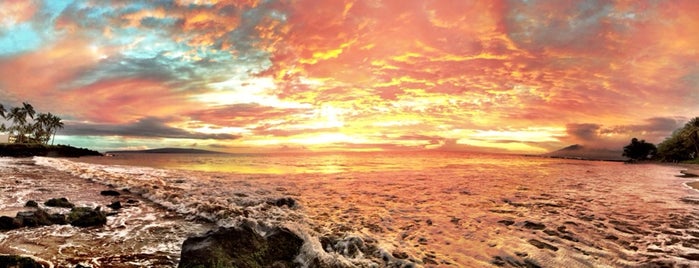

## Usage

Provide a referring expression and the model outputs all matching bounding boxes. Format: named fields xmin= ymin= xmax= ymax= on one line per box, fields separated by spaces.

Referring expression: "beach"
xmin=0 ymin=157 xmax=214 ymax=267
xmin=1 ymin=153 xmax=699 ymax=267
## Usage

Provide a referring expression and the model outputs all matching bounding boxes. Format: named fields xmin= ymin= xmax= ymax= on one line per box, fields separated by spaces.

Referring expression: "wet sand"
xmin=688 ymin=181 xmax=699 ymax=191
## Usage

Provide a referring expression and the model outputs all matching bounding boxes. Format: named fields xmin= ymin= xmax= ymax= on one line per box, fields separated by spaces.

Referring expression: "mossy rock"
xmin=178 ymin=221 xmax=303 ymax=268
xmin=68 ymin=207 xmax=106 ymax=227
xmin=44 ymin=197 xmax=74 ymax=208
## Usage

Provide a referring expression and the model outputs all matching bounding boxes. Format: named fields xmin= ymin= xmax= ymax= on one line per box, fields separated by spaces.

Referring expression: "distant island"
xmin=107 ymin=147 xmax=228 ymax=154
xmin=542 ymin=144 xmax=626 ymax=161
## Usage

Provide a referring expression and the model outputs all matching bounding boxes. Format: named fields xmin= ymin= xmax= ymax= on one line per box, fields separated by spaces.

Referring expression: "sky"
xmin=0 ymin=0 xmax=698 ymax=154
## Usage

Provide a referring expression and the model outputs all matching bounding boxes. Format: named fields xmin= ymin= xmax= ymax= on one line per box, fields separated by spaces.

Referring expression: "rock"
xmin=322 ymin=235 xmax=367 ymax=258
xmin=100 ymin=190 xmax=120 ymax=196
xmin=178 ymin=221 xmax=303 ymax=268
xmin=0 ymin=216 xmax=20 ymax=230
xmin=24 ymin=200 xmax=38 ymax=208
xmin=0 ymin=255 xmax=44 ymax=268
xmin=268 ymin=197 xmax=296 ymax=208
xmin=426 ymin=219 xmax=433 ymax=225
xmin=44 ymin=197 xmax=74 ymax=208
xmin=528 ymin=239 xmax=558 ymax=251
xmin=49 ymin=213 xmax=68 ymax=225
xmin=16 ymin=210 xmax=52 ymax=227
xmin=107 ymin=201 xmax=122 ymax=210
xmin=68 ymin=207 xmax=107 ymax=227
xmin=523 ymin=221 xmax=546 ymax=230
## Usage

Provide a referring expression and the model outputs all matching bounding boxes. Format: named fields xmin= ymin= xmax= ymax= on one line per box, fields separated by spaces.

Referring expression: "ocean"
xmin=1 ymin=152 xmax=698 ymax=267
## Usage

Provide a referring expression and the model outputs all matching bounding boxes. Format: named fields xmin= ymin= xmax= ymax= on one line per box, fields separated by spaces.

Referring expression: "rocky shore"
xmin=0 ymin=143 xmax=102 ymax=157
xmin=0 ymin=158 xmax=213 ymax=267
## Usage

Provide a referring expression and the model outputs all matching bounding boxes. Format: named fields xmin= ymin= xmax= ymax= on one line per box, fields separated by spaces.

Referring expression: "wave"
xmin=34 ymin=157 xmax=405 ymax=267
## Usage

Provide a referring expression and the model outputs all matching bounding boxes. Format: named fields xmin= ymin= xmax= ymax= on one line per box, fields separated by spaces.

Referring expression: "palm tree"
xmin=0 ymin=104 xmax=6 ymax=119
xmin=22 ymin=102 xmax=35 ymax=120
xmin=49 ymin=114 xmax=64 ymax=145
xmin=6 ymin=106 xmax=27 ymax=143
xmin=33 ymin=113 xmax=52 ymax=144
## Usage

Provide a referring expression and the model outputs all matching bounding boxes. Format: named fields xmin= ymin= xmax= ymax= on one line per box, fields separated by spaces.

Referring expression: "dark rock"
xmin=0 ymin=216 xmax=20 ymax=230
xmin=107 ymin=201 xmax=122 ymax=210
xmin=178 ymin=221 xmax=303 ymax=268
xmin=100 ymin=190 xmax=120 ymax=196
xmin=426 ymin=219 xmax=433 ymax=225
xmin=68 ymin=207 xmax=107 ymax=227
xmin=24 ymin=200 xmax=38 ymax=208
xmin=48 ymin=213 xmax=68 ymax=225
xmin=528 ymin=239 xmax=558 ymax=251
xmin=498 ymin=219 xmax=515 ymax=226
xmin=44 ymin=197 xmax=74 ymax=208
xmin=126 ymin=199 xmax=139 ymax=204
xmin=0 ymin=255 xmax=44 ymax=268
xmin=16 ymin=210 xmax=52 ymax=227
xmin=268 ymin=197 xmax=296 ymax=208
xmin=523 ymin=221 xmax=546 ymax=230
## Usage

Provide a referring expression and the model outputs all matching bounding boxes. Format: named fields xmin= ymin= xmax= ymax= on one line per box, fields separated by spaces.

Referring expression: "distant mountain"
xmin=107 ymin=148 xmax=228 ymax=154
xmin=542 ymin=144 xmax=625 ymax=161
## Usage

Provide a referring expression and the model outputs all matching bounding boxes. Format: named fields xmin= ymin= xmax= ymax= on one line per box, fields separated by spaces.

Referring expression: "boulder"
xmin=0 ymin=216 xmax=20 ymax=230
xmin=0 ymin=255 xmax=44 ymax=268
xmin=44 ymin=197 xmax=74 ymax=208
xmin=178 ymin=222 xmax=303 ymax=268
xmin=24 ymin=200 xmax=38 ymax=208
xmin=68 ymin=207 xmax=107 ymax=227
xmin=16 ymin=210 xmax=52 ymax=227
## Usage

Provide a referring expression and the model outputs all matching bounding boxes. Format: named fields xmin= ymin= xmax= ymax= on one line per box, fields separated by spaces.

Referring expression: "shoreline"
xmin=0 ymin=157 xmax=213 ymax=267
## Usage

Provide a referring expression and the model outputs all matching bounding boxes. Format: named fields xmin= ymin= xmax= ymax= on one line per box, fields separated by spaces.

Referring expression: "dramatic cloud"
xmin=0 ymin=0 xmax=698 ymax=152
xmin=63 ymin=117 xmax=241 ymax=140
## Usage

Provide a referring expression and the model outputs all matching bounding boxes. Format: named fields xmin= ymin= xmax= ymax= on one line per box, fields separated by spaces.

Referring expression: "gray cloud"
xmin=62 ymin=117 xmax=240 ymax=140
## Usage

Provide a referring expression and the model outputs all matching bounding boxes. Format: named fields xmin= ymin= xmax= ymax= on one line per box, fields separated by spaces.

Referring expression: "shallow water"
xmin=2 ymin=152 xmax=699 ymax=267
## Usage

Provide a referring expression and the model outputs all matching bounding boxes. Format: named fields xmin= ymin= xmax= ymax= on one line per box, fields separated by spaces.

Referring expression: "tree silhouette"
xmin=622 ymin=138 xmax=656 ymax=160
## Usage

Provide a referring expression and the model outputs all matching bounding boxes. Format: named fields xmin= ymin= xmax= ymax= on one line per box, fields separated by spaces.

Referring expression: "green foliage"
xmin=656 ymin=117 xmax=699 ymax=162
xmin=0 ymin=102 xmax=63 ymax=145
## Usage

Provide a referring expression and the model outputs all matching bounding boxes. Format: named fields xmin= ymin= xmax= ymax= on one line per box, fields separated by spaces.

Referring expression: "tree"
xmin=0 ymin=102 xmax=63 ymax=145
xmin=657 ymin=131 xmax=694 ymax=162
xmin=622 ymin=138 xmax=656 ymax=160
xmin=682 ymin=117 xmax=699 ymax=159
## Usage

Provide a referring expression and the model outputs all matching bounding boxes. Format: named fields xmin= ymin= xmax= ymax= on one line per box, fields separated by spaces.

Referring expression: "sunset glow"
xmin=1 ymin=0 xmax=698 ymax=153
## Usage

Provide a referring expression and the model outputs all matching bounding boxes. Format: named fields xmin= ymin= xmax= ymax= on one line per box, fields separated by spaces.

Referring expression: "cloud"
xmin=563 ymin=117 xmax=687 ymax=148
xmin=62 ymin=117 xmax=240 ymax=140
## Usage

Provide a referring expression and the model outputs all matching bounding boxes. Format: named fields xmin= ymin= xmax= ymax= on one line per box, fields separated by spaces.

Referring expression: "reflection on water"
xmin=78 ymin=151 xmax=510 ymax=174
xmin=70 ymin=152 xmax=699 ymax=266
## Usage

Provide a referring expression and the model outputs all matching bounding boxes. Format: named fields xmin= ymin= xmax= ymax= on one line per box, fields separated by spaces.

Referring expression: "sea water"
xmin=3 ymin=152 xmax=699 ymax=267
